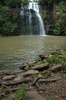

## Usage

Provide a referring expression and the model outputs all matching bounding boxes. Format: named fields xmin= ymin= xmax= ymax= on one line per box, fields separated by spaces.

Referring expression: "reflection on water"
xmin=0 ymin=36 xmax=66 ymax=70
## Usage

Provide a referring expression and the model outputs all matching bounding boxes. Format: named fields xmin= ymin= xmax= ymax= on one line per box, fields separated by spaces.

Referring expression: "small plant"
xmin=13 ymin=86 xmax=27 ymax=100
xmin=47 ymin=55 xmax=63 ymax=64
xmin=42 ymin=70 xmax=51 ymax=78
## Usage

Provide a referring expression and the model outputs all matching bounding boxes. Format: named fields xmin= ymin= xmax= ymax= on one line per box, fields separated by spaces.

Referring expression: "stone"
xmin=23 ymin=70 xmax=39 ymax=77
xmin=31 ymin=63 xmax=49 ymax=71
xmin=39 ymin=54 xmax=49 ymax=60
xmin=13 ymin=77 xmax=23 ymax=82
xmin=2 ymin=75 xmax=16 ymax=81
xmin=50 ymin=64 xmax=62 ymax=72
xmin=27 ymin=60 xmax=37 ymax=67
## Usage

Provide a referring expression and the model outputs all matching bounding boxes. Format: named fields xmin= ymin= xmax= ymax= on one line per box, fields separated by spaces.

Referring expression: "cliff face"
xmin=41 ymin=1 xmax=66 ymax=35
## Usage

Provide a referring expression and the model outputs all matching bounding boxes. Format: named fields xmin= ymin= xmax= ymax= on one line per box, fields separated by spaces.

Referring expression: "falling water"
xmin=20 ymin=0 xmax=46 ymax=35
xmin=28 ymin=0 xmax=45 ymax=35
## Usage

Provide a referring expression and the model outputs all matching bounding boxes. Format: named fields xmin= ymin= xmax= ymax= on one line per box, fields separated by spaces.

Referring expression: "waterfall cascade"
xmin=20 ymin=0 xmax=46 ymax=36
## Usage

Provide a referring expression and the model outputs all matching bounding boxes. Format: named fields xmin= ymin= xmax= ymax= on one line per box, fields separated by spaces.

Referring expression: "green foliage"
xmin=47 ymin=55 xmax=63 ymax=64
xmin=21 ymin=0 xmax=29 ymax=4
xmin=54 ymin=2 xmax=66 ymax=35
xmin=2 ymin=22 xmax=18 ymax=36
xmin=13 ymin=86 xmax=27 ymax=100
xmin=39 ymin=0 xmax=66 ymax=36
xmin=39 ymin=0 xmax=55 ymax=8
xmin=34 ymin=61 xmax=42 ymax=66
xmin=0 ymin=5 xmax=20 ymax=36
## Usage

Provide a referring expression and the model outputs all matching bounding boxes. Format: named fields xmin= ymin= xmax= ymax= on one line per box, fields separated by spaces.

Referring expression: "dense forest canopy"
xmin=0 ymin=0 xmax=66 ymax=36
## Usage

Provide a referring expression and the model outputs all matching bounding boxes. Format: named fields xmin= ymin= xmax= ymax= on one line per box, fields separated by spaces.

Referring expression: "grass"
xmin=47 ymin=54 xmax=63 ymax=64
xmin=13 ymin=86 xmax=27 ymax=100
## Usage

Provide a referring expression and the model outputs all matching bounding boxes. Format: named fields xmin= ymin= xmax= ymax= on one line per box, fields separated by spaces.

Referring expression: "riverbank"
xmin=0 ymin=49 xmax=66 ymax=100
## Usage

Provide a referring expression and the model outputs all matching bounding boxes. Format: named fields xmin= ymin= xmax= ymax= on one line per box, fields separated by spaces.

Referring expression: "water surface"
xmin=0 ymin=36 xmax=66 ymax=70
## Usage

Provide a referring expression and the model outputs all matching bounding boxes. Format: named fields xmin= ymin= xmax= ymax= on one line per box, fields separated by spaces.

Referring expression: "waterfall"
xmin=20 ymin=0 xmax=46 ymax=35
xmin=28 ymin=0 xmax=45 ymax=35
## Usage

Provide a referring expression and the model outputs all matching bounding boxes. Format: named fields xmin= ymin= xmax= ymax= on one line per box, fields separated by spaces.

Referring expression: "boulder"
xmin=39 ymin=54 xmax=49 ymax=60
xmin=23 ymin=70 xmax=39 ymax=77
xmin=2 ymin=75 xmax=16 ymax=81
xmin=27 ymin=60 xmax=37 ymax=67
xmin=50 ymin=64 xmax=62 ymax=72
xmin=31 ymin=63 xmax=49 ymax=71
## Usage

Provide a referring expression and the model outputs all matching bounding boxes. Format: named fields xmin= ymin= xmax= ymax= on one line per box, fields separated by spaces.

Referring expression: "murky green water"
xmin=0 ymin=36 xmax=66 ymax=70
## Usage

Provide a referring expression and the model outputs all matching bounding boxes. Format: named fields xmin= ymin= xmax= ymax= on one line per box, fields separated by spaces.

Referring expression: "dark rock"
xmin=19 ymin=63 xmax=29 ymax=71
xmin=39 ymin=54 xmax=48 ymax=60
xmin=39 ymin=52 xmax=52 ymax=60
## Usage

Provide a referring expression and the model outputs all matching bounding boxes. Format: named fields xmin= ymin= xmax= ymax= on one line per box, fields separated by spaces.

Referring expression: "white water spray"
xmin=28 ymin=0 xmax=46 ymax=35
